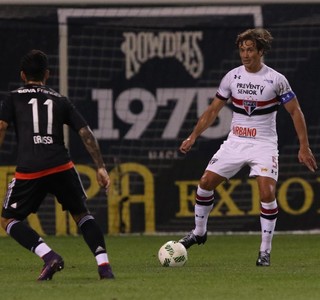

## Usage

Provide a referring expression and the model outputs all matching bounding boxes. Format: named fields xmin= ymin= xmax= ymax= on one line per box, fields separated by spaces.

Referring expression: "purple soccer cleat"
xmin=37 ymin=252 xmax=64 ymax=281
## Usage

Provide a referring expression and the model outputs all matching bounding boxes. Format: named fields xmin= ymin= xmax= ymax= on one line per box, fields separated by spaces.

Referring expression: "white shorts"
xmin=206 ymin=139 xmax=279 ymax=181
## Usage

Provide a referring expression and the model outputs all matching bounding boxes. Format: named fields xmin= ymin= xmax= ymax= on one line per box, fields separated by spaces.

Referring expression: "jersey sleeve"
xmin=0 ymin=92 xmax=13 ymax=124
xmin=63 ymin=97 xmax=88 ymax=131
xmin=275 ymin=74 xmax=296 ymax=104
xmin=216 ymin=71 xmax=233 ymax=101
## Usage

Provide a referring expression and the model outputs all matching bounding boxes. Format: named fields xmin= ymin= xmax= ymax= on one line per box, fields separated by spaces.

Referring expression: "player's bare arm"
xmin=180 ymin=97 xmax=226 ymax=154
xmin=0 ymin=120 xmax=8 ymax=147
xmin=284 ymin=98 xmax=318 ymax=172
xmin=78 ymin=125 xmax=110 ymax=189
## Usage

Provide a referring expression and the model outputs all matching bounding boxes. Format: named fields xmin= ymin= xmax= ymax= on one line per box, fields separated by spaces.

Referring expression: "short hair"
xmin=236 ymin=28 xmax=273 ymax=55
xmin=20 ymin=49 xmax=48 ymax=81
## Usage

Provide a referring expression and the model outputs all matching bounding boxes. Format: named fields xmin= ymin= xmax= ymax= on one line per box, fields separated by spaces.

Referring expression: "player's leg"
xmin=71 ymin=212 xmax=114 ymax=279
xmin=1 ymin=217 xmax=64 ymax=281
xmin=256 ymin=176 xmax=278 ymax=266
xmin=52 ymin=168 xmax=114 ymax=279
xmin=179 ymin=140 xmax=245 ymax=249
xmin=249 ymin=144 xmax=279 ymax=266
xmin=179 ymin=171 xmax=225 ymax=249
xmin=1 ymin=179 xmax=64 ymax=281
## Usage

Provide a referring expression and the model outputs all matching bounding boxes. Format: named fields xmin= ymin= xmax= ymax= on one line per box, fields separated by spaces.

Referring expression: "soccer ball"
xmin=158 ymin=241 xmax=188 ymax=267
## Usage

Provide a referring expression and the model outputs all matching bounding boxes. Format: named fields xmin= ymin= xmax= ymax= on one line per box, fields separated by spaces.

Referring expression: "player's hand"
xmin=97 ymin=167 xmax=111 ymax=191
xmin=179 ymin=137 xmax=195 ymax=154
xmin=298 ymin=147 xmax=318 ymax=172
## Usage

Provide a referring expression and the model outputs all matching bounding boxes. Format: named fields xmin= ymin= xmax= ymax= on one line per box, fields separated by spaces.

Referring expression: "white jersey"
xmin=216 ymin=64 xmax=295 ymax=145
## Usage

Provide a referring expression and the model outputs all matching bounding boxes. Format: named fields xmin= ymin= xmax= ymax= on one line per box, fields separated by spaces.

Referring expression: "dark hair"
xmin=20 ymin=49 xmax=48 ymax=81
xmin=236 ymin=28 xmax=273 ymax=55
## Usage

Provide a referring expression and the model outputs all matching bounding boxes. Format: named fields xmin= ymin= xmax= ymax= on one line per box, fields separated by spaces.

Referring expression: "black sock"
xmin=78 ymin=215 xmax=107 ymax=256
xmin=6 ymin=220 xmax=43 ymax=252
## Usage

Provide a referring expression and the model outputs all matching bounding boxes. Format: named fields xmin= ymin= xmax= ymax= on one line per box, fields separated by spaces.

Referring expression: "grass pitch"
xmin=1 ymin=234 xmax=320 ymax=300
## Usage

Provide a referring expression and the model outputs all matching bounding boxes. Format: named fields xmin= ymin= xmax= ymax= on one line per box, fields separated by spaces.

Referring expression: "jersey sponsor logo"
xmin=17 ymin=88 xmax=60 ymax=97
xmin=232 ymin=126 xmax=257 ymax=138
xmin=17 ymin=88 xmax=37 ymax=93
xmin=236 ymin=82 xmax=266 ymax=96
xmin=33 ymin=135 xmax=53 ymax=144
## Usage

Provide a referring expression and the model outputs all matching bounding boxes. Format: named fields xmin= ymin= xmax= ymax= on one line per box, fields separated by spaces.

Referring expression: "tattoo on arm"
xmin=78 ymin=126 xmax=105 ymax=169
xmin=0 ymin=120 xmax=8 ymax=148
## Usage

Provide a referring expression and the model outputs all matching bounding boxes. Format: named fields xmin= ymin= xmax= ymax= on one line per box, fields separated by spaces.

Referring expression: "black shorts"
xmin=1 ymin=167 xmax=89 ymax=220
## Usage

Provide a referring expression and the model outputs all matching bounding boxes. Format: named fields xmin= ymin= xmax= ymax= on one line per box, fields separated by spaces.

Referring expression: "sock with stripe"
xmin=6 ymin=220 xmax=52 ymax=259
xmin=259 ymin=200 xmax=278 ymax=253
xmin=78 ymin=215 xmax=109 ymax=266
xmin=193 ymin=185 xmax=214 ymax=236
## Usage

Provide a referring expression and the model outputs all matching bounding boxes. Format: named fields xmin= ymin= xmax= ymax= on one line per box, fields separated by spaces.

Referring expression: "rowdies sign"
xmin=121 ymin=31 xmax=204 ymax=80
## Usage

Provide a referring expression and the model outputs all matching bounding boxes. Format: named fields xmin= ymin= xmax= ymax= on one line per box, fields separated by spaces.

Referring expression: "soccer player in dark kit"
xmin=0 ymin=50 xmax=115 ymax=280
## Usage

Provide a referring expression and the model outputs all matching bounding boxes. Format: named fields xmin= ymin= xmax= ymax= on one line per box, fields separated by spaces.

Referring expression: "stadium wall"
xmin=0 ymin=2 xmax=319 ymax=236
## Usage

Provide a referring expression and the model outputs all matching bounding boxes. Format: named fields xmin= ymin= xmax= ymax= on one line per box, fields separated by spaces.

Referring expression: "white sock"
xmin=34 ymin=242 xmax=52 ymax=258
xmin=96 ymin=253 xmax=109 ymax=266
xmin=193 ymin=186 xmax=214 ymax=236
xmin=260 ymin=200 xmax=278 ymax=253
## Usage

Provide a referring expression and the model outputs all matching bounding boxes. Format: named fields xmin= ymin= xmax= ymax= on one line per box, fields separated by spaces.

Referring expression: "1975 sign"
xmin=92 ymin=87 xmax=232 ymax=140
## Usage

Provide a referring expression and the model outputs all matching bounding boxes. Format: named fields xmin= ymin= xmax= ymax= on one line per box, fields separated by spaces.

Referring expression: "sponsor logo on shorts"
xmin=261 ymin=168 xmax=268 ymax=172
xmin=271 ymin=169 xmax=278 ymax=176
xmin=232 ymin=126 xmax=257 ymax=138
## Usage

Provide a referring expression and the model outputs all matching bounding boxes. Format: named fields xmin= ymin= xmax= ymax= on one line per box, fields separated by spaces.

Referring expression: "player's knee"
xmin=260 ymin=192 xmax=276 ymax=203
xmin=0 ymin=218 xmax=5 ymax=230
xmin=199 ymin=180 xmax=210 ymax=191
xmin=0 ymin=217 xmax=12 ymax=231
xmin=199 ymin=170 xmax=225 ymax=191
xmin=71 ymin=212 xmax=91 ymax=224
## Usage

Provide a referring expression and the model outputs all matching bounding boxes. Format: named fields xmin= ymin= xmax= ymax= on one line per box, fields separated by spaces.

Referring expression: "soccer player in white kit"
xmin=178 ymin=28 xmax=318 ymax=266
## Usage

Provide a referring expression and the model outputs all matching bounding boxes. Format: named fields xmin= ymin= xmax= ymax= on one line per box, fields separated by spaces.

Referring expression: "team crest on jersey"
xmin=243 ymin=100 xmax=256 ymax=115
